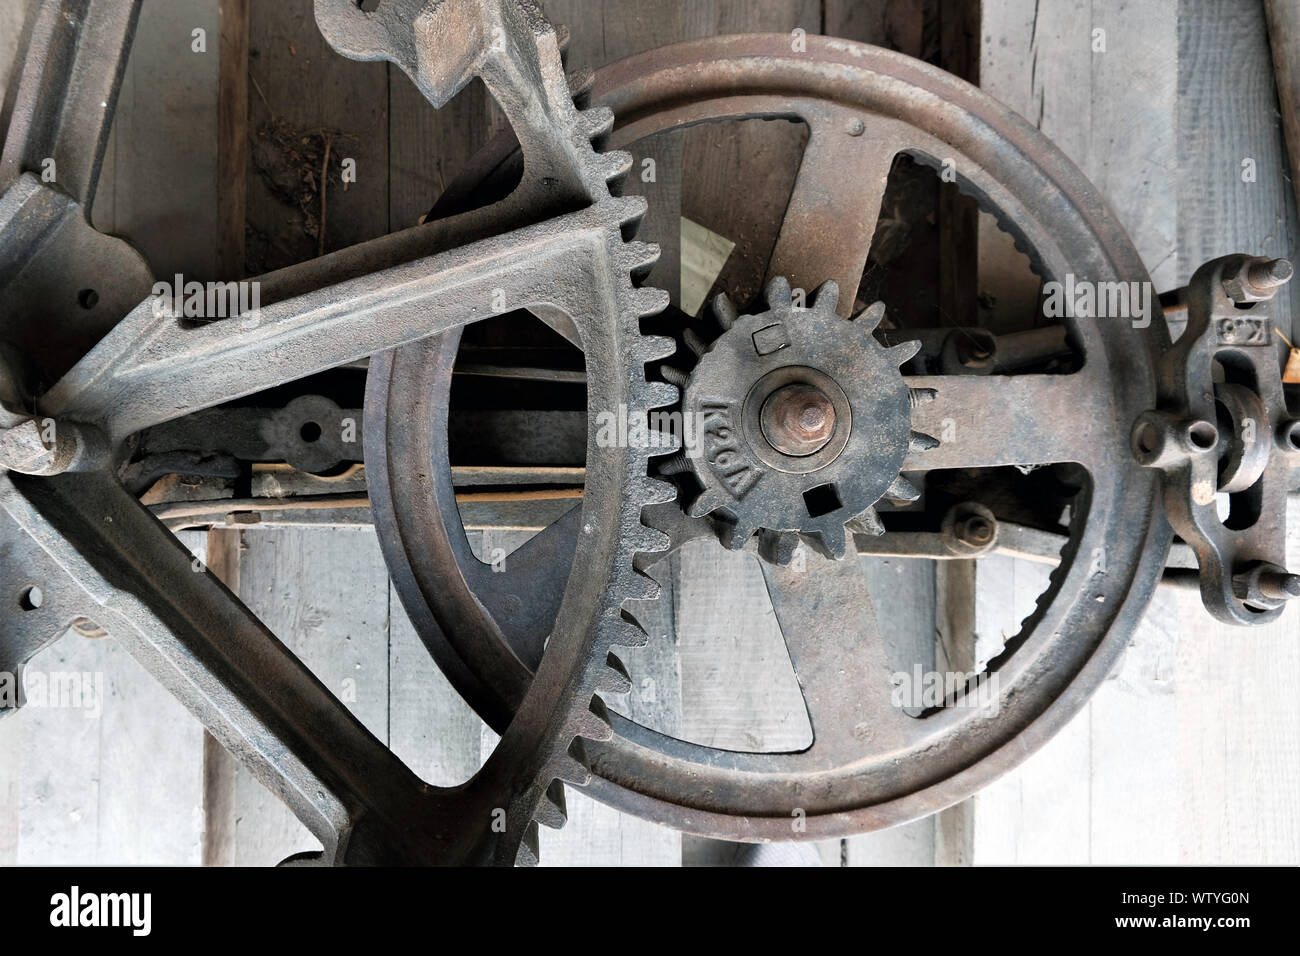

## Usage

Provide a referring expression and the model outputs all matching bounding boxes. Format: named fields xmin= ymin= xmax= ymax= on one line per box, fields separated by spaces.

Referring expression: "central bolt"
xmin=760 ymin=383 xmax=837 ymax=456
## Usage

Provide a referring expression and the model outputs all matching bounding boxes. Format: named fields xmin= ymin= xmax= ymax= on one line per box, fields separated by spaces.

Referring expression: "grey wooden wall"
xmin=0 ymin=0 xmax=1296 ymax=866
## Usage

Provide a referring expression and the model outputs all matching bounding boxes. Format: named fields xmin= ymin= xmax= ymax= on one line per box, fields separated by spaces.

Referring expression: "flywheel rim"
xmin=367 ymin=34 xmax=1173 ymax=840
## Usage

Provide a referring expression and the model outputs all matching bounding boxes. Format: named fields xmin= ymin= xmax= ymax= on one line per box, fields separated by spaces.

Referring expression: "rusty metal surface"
xmin=1134 ymin=254 xmax=1300 ymax=624
xmin=1 ymin=3 xmax=1294 ymax=863
xmin=0 ymin=0 xmax=675 ymax=865
xmin=365 ymin=33 xmax=1184 ymax=841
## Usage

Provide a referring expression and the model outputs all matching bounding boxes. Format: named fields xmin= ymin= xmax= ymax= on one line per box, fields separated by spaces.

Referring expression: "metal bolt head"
xmin=956 ymin=329 xmax=997 ymax=367
xmin=760 ymin=383 xmax=837 ymax=456
xmin=956 ymin=514 xmax=995 ymax=546
xmin=1223 ymin=256 xmax=1293 ymax=303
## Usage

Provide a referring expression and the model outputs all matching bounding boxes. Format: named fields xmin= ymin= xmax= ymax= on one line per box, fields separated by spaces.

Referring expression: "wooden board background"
xmin=0 ymin=0 xmax=1296 ymax=866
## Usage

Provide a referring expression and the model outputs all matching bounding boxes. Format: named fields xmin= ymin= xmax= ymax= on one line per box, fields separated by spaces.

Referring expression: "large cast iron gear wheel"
xmin=366 ymin=32 xmax=1173 ymax=842
xmin=668 ymin=276 xmax=928 ymax=562
xmin=0 ymin=0 xmax=678 ymax=866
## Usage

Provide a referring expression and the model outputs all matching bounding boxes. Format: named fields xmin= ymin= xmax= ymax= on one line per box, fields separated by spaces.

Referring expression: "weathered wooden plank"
xmin=231 ymin=526 xmax=392 ymax=865
xmin=970 ymin=555 xmax=1092 ymax=863
xmin=245 ymin=0 xmax=389 ymax=273
xmin=94 ymin=635 xmax=206 ymax=865
xmin=217 ymin=0 xmax=249 ymax=278
xmin=388 ymin=531 xmax=487 ymax=788
xmin=1180 ymin=0 xmax=1299 ymax=338
xmin=0 ymin=714 xmax=16 ymax=866
xmin=388 ymin=67 xmax=504 ymax=230
xmin=675 ymin=540 xmax=810 ymax=752
xmin=4 ymin=532 xmax=209 ymax=864
xmin=94 ymin=0 xmax=222 ymax=279
xmin=0 ymin=0 xmax=26 ymax=110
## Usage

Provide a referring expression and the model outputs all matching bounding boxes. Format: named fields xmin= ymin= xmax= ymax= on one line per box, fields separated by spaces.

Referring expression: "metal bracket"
xmin=1133 ymin=253 xmax=1300 ymax=625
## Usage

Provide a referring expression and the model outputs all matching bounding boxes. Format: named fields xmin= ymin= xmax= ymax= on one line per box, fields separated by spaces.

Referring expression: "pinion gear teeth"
xmin=668 ymin=280 xmax=921 ymax=563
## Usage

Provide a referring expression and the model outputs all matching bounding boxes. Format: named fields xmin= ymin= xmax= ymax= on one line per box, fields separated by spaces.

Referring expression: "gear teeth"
xmin=656 ymin=451 xmax=691 ymax=476
xmin=855 ymin=300 xmax=887 ymax=330
xmin=813 ymin=521 xmax=850 ymax=559
xmin=642 ymin=381 xmax=678 ymax=409
xmin=720 ymin=518 xmax=758 ymax=551
xmin=888 ymin=339 xmax=922 ymax=364
xmin=909 ymin=387 xmax=937 ymax=407
xmin=628 ymin=567 xmax=663 ymax=601
xmin=598 ymin=149 xmax=633 ymax=185
xmin=616 ymin=569 xmax=659 ymax=604
xmin=536 ymin=780 xmax=568 ymax=830
xmin=910 ymin=430 xmax=940 ymax=452
xmin=635 ymin=334 xmax=677 ymax=363
xmin=645 ymin=424 xmax=680 ymax=456
xmin=555 ymin=743 xmax=592 ymax=786
xmin=603 ymin=651 xmax=633 ymax=692
xmin=628 ymin=523 xmax=671 ymax=554
xmin=758 ymin=529 xmax=800 ymax=565
xmin=630 ymin=286 xmax=670 ymax=318
xmin=885 ymin=476 xmax=921 ymax=503
xmin=658 ymin=364 xmax=689 ymax=388
xmin=812 ymin=279 xmax=840 ymax=313
xmin=608 ymin=194 xmax=648 ymax=230
xmin=579 ymin=105 xmax=615 ymax=140
xmin=637 ymin=475 xmax=678 ymax=505
xmin=515 ymin=821 xmax=540 ymax=867
xmin=765 ymin=275 xmax=792 ymax=309
xmin=619 ymin=240 xmax=661 ymax=277
xmin=576 ymin=696 xmax=614 ymax=741
xmin=848 ymin=507 xmax=886 ymax=537
xmin=613 ymin=613 xmax=652 ymax=649
xmin=683 ymin=326 xmax=709 ymax=357
xmin=688 ymin=488 xmax=728 ymax=518
xmin=712 ymin=292 xmax=739 ymax=330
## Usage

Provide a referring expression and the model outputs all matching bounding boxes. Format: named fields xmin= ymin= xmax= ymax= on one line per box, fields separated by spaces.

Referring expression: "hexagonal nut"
xmin=941 ymin=501 xmax=999 ymax=555
xmin=1222 ymin=256 xmax=1291 ymax=304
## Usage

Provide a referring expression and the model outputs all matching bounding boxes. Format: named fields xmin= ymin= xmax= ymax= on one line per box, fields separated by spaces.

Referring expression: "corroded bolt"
xmin=1223 ymin=256 xmax=1294 ymax=303
xmin=1246 ymin=257 xmax=1293 ymax=290
xmin=1232 ymin=563 xmax=1300 ymax=609
xmin=1258 ymin=571 xmax=1300 ymax=602
xmin=956 ymin=514 xmax=995 ymax=546
xmin=760 ymin=383 xmax=836 ymax=456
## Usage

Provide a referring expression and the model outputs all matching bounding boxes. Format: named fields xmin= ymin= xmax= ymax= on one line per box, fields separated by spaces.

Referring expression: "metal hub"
xmin=676 ymin=277 xmax=925 ymax=559
xmin=760 ymin=383 xmax=836 ymax=456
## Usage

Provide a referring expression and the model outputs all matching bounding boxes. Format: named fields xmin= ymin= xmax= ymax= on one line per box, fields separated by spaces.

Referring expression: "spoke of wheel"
xmin=903 ymin=369 xmax=1111 ymax=472
xmin=466 ymin=504 xmax=581 ymax=669
xmin=760 ymin=548 xmax=918 ymax=767
xmin=0 ymin=0 xmax=141 ymax=209
xmin=42 ymin=205 xmax=617 ymax=444
xmin=0 ymin=469 xmax=441 ymax=863
xmin=765 ymin=113 xmax=908 ymax=315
